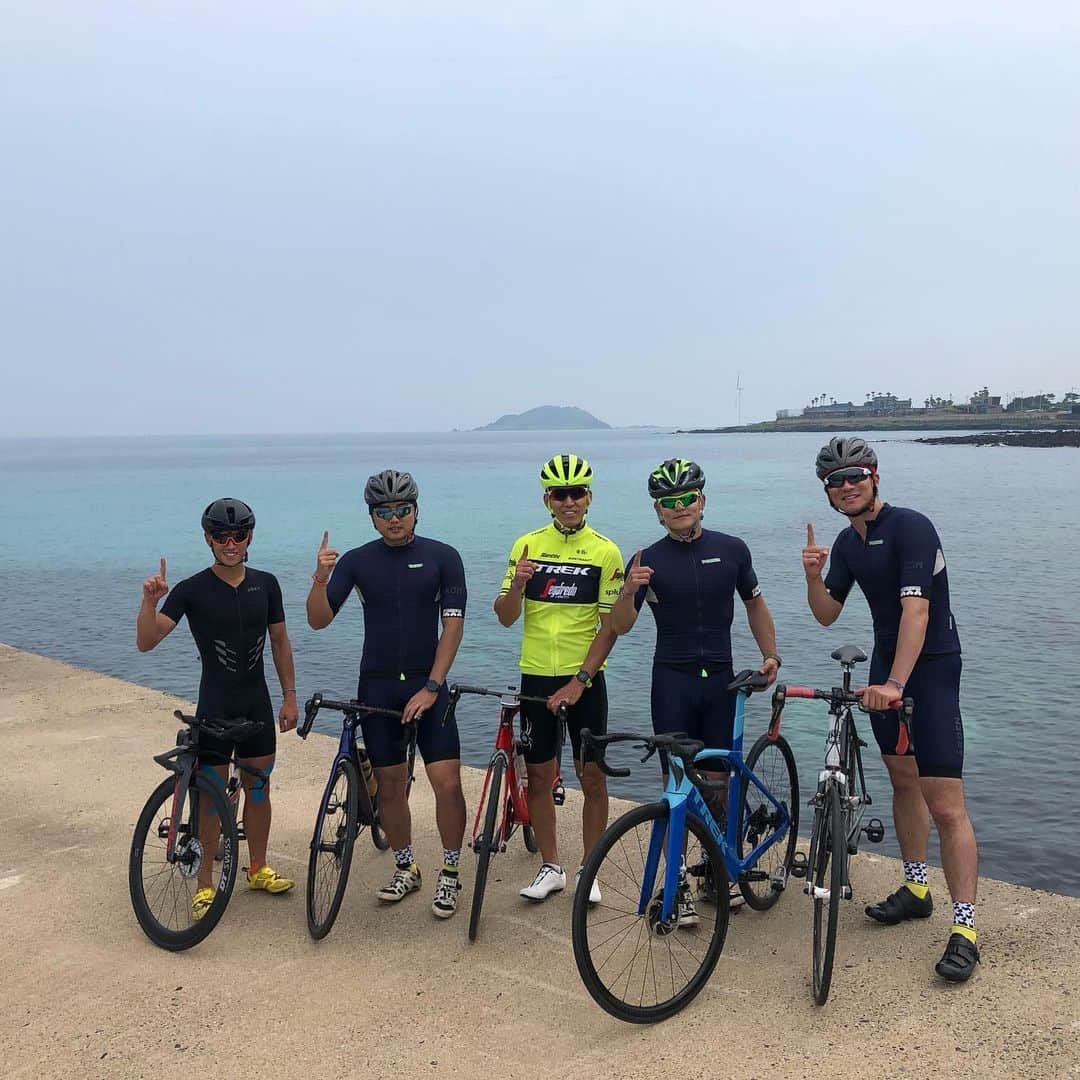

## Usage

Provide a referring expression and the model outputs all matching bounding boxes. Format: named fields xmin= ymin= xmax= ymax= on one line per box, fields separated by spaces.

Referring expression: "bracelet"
xmin=282 ymin=688 xmax=296 ymax=695
xmin=763 ymin=652 xmax=782 ymax=668
xmin=886 ymin=677 xmax=905 ymax=693
xmin=311 ymin=573 xmax=330 ymax=586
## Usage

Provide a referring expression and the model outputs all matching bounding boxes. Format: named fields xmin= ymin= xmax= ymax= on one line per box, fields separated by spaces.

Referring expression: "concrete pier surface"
xmin=1 ymin=644 xmax=1077 ymax=1079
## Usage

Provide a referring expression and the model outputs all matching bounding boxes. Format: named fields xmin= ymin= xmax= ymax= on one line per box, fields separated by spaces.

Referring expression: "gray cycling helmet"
xmin=814 ymin=437 xmax=878 ymax=480
xmin=201 ymin=497 xmax=255 ymax=532
xmin=648 ymin=458 xmax=706 ymax=499
xmin=363 ymin=469 xmax=419 ymax=507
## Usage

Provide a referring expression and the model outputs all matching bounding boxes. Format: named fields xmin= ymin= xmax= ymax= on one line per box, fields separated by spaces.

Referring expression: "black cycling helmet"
xmin=201 ymin=497 xmax=255 ymax=532
xmin=648 ymin=458 xmax=706 ymax=499
xmin=814 ymin=436 xmax=878 ymax=481
xmin=364 ymin=468 xmax=419 ymax=507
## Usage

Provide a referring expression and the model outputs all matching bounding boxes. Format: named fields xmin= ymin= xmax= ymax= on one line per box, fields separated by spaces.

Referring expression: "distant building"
xmin=800 ymin=392 xmax=913 ymax=418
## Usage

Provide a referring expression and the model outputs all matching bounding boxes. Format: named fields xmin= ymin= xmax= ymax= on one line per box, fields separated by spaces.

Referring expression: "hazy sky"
xmin=3 ymin=3 xmax=1078 ymax=435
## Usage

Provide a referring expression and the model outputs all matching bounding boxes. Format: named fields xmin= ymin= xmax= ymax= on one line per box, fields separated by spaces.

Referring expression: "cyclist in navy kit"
xmin=803 ymin=437 xmax=980 ymax=982
xmin=611 ymin=459 xmax=781 ymax=924
xmin=307 ymin=470 xmax=468 ymax=919
xmin=136 ymin=498 xmax=299 ymax=920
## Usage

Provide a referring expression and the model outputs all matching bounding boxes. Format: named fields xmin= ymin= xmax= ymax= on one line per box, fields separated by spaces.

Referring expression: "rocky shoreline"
xmin=914 ymin=430 xmax=1080 ymax=448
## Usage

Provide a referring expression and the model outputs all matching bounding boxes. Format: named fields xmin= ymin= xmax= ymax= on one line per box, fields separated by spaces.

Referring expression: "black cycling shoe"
xmin=865 ymin=885 xmax=933 ymax=924
xmin=935 ymin=933 xmax=980 ymax=982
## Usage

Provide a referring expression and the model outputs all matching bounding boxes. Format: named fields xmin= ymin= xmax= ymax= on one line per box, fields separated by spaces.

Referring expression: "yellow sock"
xmin=904 ymin=881 xmax=930 ymax=900
xmin=951 ymin=923 xmax=977 ymax=944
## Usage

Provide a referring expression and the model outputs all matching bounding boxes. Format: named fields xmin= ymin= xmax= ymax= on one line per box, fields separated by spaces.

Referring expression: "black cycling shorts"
xmin=650 ymin=662 xmax=736 ymax=763
xmin=197 ymin=682 xmax=277 ymax=766
xmin=519 ymin=671 xmax=608 ymax=765
xmin=356 ymin=674 xmax=459 ymax=769
xmin=869 ymin=650 xmax=964 ymax=779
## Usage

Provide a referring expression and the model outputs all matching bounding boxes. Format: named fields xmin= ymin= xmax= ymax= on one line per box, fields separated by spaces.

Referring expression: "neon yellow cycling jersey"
xmin=499 ymin=522 xmax=624 ymax=676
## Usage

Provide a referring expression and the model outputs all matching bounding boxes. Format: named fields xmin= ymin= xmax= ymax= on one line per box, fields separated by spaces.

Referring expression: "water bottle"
xmin=514 ymin=751 xmax=528 ymax=789
xmin=359 ymin=752 xmax=378 ymax=798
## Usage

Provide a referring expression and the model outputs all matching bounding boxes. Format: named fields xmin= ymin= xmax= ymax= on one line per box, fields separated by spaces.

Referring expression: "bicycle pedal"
xmin=552 ymin=780 xmax=566 ymax=806
xmin=769 ymin=867 xmax=789 ymax=892
xmin=790 ymin=851 xmax=808 ymax=879
xmin=862 ymin=817 xmax=885 ymax=844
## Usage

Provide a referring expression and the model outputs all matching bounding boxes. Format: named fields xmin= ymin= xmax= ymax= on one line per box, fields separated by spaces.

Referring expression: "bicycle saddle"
xmin=831 ymin=644 xmax=867 ymax=665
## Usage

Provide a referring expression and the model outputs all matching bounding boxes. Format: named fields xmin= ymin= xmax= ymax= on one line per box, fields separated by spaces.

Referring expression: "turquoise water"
xmin=3 ymin=430 xmax=1077 ymax=895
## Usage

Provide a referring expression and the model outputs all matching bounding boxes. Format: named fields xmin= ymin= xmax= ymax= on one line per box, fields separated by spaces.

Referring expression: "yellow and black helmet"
xmin=539 ymin=453 xmax=593 ymax=490
xmin=648 ymin=458 xmax=705 ymax=498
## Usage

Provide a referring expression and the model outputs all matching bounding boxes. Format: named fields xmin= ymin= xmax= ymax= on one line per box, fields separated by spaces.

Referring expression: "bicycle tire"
xmin=572 ymin=802 xmax=730 ymax=1023
xmin=307 ymin=758 xmax=360 ymax=940
xmin=523 ymin=825 xmax=538 ymax=854
xmin=129 ymin=772 xmax=238 ymax=951
xmin=811 ymin=783 xmax=844 ymax=1005
xmin=738 ymin=733 xmax=799 ymax=911
xmin=469 ymin=754 xmax=505 ymax=943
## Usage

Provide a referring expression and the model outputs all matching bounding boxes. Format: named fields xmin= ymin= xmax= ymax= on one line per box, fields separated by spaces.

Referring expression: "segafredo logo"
xmin=540 ymin=580 xmax=579 ymax=599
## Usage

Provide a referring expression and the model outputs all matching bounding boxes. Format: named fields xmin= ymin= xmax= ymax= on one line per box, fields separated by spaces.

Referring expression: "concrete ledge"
xmin=1 ymin=644 xmax=1077 ymax=1078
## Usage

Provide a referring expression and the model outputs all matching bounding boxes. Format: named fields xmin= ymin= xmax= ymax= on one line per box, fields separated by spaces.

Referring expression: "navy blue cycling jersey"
xmin=327 ymin=535 xmax=467 ymax=677
xmin=161 ymin=566 xmax=285 ymax=703
xmin=630 ymin=529 xmax=761 ymax=667
xmin=824 ymin=504 xmax=961 ymax=656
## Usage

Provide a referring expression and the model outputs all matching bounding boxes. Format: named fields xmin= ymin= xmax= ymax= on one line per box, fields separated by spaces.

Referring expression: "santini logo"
xmin=408 ymin=563 xmax=424 ymax=569
xmin=700 ymin=557 xmax=722 ymax=565
xmin=868 ymin=539 xmax=884 ymax=546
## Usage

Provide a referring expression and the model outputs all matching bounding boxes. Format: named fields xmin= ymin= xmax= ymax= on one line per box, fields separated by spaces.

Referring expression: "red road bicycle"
xmin=443 ymin=684 xmax=568 ymax=942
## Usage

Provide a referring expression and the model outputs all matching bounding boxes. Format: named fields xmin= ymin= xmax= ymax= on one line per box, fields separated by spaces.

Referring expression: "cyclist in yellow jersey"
xmin=494 ymin=454 xmax=624 ymax=903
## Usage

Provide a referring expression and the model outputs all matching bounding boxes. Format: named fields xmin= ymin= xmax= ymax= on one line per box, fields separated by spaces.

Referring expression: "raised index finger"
xmin=520 ymin=543 xmax=529 ymax=562
xmin=630 ymin=548 xmax=642 ymax=569
xmin=159 ymin=557 xmax=167 ymax=580
xmin=319 ymin=530 xmax=329 ymax=551
xmin=806 ymin=523 xmax=816 ymax=547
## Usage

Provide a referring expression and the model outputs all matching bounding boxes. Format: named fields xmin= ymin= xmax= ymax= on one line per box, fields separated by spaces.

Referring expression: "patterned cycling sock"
xmin=903 ymin=861 xmax=930 ymax=898
xmin=952 ymin=901 xmax=977 ymax=943
xmin=442 ymin=848 xmax=461 ymax=877
xmin=393 ymin=845 xmax=415 ymax=871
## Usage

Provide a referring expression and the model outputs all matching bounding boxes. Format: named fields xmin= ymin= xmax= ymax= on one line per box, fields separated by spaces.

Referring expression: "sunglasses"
xmin=209 ymin=528 xmax=250 ymax=544
xmin=373 ymin=504 xmax=415 ymax=521
xmin=548 ymin=486 xmax=590 ymax=502
xmin=824 ymin=467 xmax=874 ymax=489
xmin=657 ymin=490 xmax=701 ymax=509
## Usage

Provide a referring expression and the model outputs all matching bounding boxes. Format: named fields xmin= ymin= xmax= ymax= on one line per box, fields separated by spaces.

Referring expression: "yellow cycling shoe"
xmin=192 ymin=887 xmax=215 ymax=920
xmin=247 ymin=865 xmax=295 ymax=894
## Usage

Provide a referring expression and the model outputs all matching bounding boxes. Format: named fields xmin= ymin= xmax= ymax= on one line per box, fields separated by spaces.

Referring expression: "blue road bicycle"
xmin=572 ymin=670 xmax=799 ymax=1023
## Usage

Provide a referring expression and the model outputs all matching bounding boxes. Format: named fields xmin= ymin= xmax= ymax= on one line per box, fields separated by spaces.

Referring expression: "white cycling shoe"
xmin=520 ymin=863 xmax=566 ymax=902
xmin=575 ymin=867 xmax=602 ymax=904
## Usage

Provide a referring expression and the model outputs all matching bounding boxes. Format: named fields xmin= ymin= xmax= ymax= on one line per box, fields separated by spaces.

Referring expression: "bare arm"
xmin=887 ymin=597 xmax=930 ymax=687
xmin=610 ymin=549 xmax=650 ymax=635
xmin=429 ymin=616 xmax=463 ymax=685
xmin=268 ymin=622 xmax=296 ymax=696
xmin=136 ymin=558 xmax=177 ymax=651
xmin=744 ymin=594 xmax=777 ymax=658
xmin=494 ymin=543 xmax=534 ymax=627
xmin=307 ymin=531 xmax=339 ymax=630
xmin=802 ymin=524 xmax=843 ymax=626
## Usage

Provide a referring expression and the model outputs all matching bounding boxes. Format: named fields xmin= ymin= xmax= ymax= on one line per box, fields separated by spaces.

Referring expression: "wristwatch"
xmin=575 ymin=669 xmax=592 ymax=687
xmin=424 ymin=678 xmax=442 ymax=694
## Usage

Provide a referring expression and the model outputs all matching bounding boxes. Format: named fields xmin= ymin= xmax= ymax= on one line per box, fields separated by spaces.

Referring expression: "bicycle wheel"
xmin=469 ymin=754 xmax=505 ymax=943
xmin=307 ymin=759 xmax=360 ymax=940
xmin=738 ymin=733 xmax=799 ymax=911
xmin=811 ymin=783 xmax=844 ymax=1005
xmin=572 ymin=802 xmax=730 ymax=1023
xmin=522 ymin=825 xmax=538 ymax=854
xmin=129 ymin=772 xmax=238 ymax=951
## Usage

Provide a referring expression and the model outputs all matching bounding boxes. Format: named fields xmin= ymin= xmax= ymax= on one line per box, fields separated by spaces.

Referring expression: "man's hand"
xmin=314 ymin=531 xmax=338 ymax=584
xmin=403 ymin=687 xmax=438 ymax=724
xmin=758 ymin=657 xmax=780 ymax=686
xmin=855 ymin=684 xmax=901 ymax=712
xmin=547 ymin=677 xmax=584 ymax=714
xmin=143 ymin=558 xmax=168 ymax=603
xmin=278 ymin=695 xmax=299 ymax=732
xmin=622 ymin=549 xmax=652 ymax=597
xmin=802 ymin=523 xmax=829 ymax=581
xmin=511 ymin=544 xmax=536 ymax=593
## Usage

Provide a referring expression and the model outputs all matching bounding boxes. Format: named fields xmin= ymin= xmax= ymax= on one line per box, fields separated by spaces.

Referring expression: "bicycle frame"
xmin=642 ymin=688 xmax=793 ymax=923
xmin=471 ymin=693 xmax=532 ymax=852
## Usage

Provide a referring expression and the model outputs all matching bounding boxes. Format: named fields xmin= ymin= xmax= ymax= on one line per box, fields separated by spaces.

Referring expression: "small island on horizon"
xmin=476 ymin=405 xmax=611 ymax=431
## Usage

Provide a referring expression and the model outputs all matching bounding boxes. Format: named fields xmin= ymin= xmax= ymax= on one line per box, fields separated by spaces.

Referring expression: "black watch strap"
xmin=575 ymin=669 xmax=592 ymax=687
xmin=424 ymin=678 xmax=442 ymax=693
